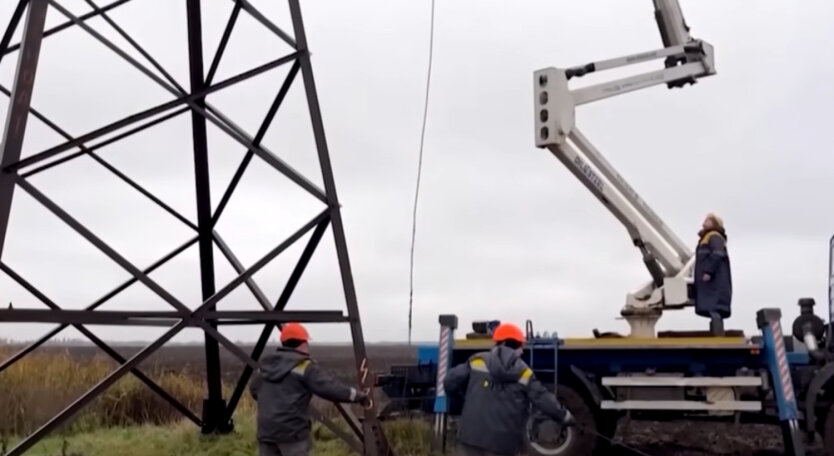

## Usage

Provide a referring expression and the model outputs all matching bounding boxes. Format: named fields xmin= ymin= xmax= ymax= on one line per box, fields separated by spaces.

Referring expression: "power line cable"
xmin=408 ymin=0 xmax=436 ymax=345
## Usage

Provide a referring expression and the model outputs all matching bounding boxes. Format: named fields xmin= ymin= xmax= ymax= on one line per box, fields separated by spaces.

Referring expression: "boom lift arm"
xmin=533 ymin=0 xmax=716 ymax=337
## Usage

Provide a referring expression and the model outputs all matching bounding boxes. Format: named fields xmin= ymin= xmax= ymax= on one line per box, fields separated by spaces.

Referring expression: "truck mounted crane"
xmin=377 ymin=3 xmax=834 ymax=456
xmin=534 ymin=0 xmax=715 ymax=338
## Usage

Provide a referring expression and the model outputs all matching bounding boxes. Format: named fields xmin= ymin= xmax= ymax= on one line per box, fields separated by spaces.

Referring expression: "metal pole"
xmin=185 ymin=0 xmax=227 ymax=434
xmin=0 ymin=0 xmax=48 ymax=260
xmin=433 ymin=314 xmax=458 ymax=452
xmin=287 ymin=2 xmax=390 ymax=454
xmin=552 ymin=333 xmax=559 ymax=389
xmin=756 ymin=308 xmax=805 ymax=456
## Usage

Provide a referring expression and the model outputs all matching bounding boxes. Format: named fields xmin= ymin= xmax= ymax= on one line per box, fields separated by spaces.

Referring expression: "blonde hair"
xmin=705 ymin=212 xmax=724 ymax=228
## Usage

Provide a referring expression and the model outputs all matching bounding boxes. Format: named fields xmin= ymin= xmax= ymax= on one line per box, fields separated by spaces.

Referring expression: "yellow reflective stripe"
xmin=469 ymin=358 xmax=488 ymax=372
xmin=519 ymin=368 xmax=533 ymax=386
xmin=700 ymin=230 xmax=725 ymax=245
xmin=292 ymin=359 xmax=311 ymax=375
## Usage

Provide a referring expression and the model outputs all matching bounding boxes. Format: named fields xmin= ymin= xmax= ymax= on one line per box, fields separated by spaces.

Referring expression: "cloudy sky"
xmin=0 ymin=0 xmax=832 ymax=346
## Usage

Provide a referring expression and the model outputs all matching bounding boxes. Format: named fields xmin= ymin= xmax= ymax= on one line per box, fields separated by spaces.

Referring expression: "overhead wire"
xmin=408 ymin=0 xmax=436 ymax=345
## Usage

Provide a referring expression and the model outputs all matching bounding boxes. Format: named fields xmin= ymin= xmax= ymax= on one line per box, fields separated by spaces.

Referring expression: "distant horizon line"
xmin=0 ymin=338 xmax=435 ymax=346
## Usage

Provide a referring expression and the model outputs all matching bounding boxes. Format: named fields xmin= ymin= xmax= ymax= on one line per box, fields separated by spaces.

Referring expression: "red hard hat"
xmin=492 ymin=323 xmax=525 ymax=345
xmin=280 ymin=322 xmax=310 ymax=343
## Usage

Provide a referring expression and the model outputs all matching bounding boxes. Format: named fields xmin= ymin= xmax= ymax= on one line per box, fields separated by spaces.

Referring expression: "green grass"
xmin=3 ymin=414 xmax=436 ymax=456
xmin=0 ymin=347 xmax=436 ymax=455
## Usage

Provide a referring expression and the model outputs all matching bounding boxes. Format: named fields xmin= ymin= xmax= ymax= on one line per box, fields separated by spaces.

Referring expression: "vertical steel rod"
xmin=288 ymin=1 xmax=389 ymax=454
xmin=0 ymin=0 xmax=48 ymax=260
xmin=185 ymin=0 xmax=226 ymax=433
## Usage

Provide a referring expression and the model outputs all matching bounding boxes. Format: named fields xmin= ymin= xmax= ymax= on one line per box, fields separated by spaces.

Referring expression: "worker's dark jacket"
xmin=443 ymin=345 xmax=568 ymax=456
xmin=250 ymin=348 xmax=360 ymax=444
xmin=693 ymin=229 xmax=732 ymax=319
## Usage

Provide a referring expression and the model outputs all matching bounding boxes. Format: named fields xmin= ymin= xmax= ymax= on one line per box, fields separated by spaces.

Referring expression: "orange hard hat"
xmin=280 ymin=322 xmax=310 ymax=343
xmin=492 ymin=323 xmax=525 ymax=345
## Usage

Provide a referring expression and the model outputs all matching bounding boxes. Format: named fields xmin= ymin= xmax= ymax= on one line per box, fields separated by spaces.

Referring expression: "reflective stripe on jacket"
xmin=444 ymin=345 xmax=568 ymax=456
xmin=693 ymin=229 xmax=733 ymax=318
xmin=250 ymin=348 xmax=359 ymax=444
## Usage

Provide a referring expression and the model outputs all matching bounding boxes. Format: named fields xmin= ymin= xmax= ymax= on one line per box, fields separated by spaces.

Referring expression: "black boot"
xmin=709 ymin=312 xmax=725 ymax=337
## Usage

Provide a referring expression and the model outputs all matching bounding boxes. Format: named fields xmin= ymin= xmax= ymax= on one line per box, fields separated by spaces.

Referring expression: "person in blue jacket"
xmin=693 ymin=213 xmax=732 ymax=336
xmin=444 ymin=323 xmax=574 ymax=456
xmin=250 ymin=323 xmax=369 ymax=456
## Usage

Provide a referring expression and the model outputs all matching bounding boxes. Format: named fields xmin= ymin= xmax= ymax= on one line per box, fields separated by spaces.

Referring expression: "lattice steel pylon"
xmin=0 ymin=1 xmax=392 ymax=455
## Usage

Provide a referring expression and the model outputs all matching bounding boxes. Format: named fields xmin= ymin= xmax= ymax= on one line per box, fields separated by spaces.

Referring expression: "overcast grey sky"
xmin=0 ymin=0 xmax=832 ymax=345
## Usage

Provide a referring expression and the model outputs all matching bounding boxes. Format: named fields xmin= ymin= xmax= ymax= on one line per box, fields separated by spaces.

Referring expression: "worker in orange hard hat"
xmin=250 ymin=322 xmax=370 ymax=456
xmin=693 ymin=213 xmax=733 ymax=336
xmin=444 ymin=322 xmax=575 ymax=456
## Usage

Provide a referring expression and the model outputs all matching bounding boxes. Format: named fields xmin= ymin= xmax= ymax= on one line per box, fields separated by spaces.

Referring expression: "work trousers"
xmin=456 ymin=442 xmax=514 ymax=456
xmin=257 ymin=439 xmax=312 ymax=456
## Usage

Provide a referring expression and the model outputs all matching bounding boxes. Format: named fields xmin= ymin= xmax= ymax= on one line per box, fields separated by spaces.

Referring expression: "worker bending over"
xmin=693 ymin=213 xmax=733 ymax=336
xmin=250 ymin=323 xmax=369 ymax=456
xmin=444 ymin=323 xmax=575 ymax=456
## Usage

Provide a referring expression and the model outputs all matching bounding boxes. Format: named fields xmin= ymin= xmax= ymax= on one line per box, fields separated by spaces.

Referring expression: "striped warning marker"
xmin=771 ymin=320 xmax=795 ymax=403
xmin=436 ymin=326 xmax=450 ymax=396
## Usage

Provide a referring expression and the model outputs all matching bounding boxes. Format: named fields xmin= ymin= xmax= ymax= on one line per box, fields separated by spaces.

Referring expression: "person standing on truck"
xmin=443 ymin=322 xmax=575 ymax=456
xmin=693 ymin=213 xmax=733 ymax=336
xmin=249 ymin=322 xmax=370 ymax=456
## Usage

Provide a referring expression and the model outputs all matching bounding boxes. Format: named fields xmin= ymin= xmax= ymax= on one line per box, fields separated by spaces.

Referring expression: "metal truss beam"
xmin=0 ymin=308 xmax=349 ymax=325
xmin=0 ymin=236 xmax=199 ymax=374
xmin=0 ymin=263 xmax=202 ymax=425
xmin=0 ymin=0 xmax=48 ymax=260
xmin=0 ymin=1 xmax=391 ymax=455
xmin=184 ymin=0 xmax=226 ymax=433
xmin=2 ymin=0 xmax=134 ymax=57
xmin=289 ymin=1 xmax=392 ymax=453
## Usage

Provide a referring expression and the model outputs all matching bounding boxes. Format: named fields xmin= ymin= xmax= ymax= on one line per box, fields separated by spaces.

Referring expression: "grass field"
xmin=3 ymin=414 xmax=434 ymax=456
xmin=0 ymin=343 xmax=430 ymax=456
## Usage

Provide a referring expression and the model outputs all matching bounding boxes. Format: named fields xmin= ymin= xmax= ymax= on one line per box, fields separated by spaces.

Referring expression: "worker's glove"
xmin=561 ymin=410 xmax=576 ymax=428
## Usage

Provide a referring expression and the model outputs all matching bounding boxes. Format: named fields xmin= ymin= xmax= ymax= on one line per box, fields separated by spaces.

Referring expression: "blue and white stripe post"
xmin=433 ymin=314 xmax=458 ymax=451
xmin=757 ymin=308 xmax=805 ymax=456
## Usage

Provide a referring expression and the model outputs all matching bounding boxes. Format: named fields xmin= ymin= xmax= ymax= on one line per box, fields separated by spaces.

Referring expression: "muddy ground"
xmin=613 ymin=420 xmax=822 ymax=455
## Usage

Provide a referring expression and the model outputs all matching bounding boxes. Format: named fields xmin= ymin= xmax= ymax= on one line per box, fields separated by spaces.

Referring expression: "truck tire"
xmin=525 ymin=385 xmax=602 ymax=456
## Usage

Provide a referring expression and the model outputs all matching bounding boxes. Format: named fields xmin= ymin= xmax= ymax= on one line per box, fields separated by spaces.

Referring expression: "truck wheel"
xmin=525 ymin=386 xmax=600 ymax=456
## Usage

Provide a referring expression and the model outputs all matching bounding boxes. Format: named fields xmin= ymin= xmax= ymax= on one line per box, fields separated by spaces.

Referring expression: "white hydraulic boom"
xmin=533 ymin=0 xmax=716 ymax=337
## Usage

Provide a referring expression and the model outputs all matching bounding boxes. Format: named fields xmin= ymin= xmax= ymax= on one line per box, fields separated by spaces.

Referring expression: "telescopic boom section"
xmin=533 ymin=0 xmax=716 ymax=337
